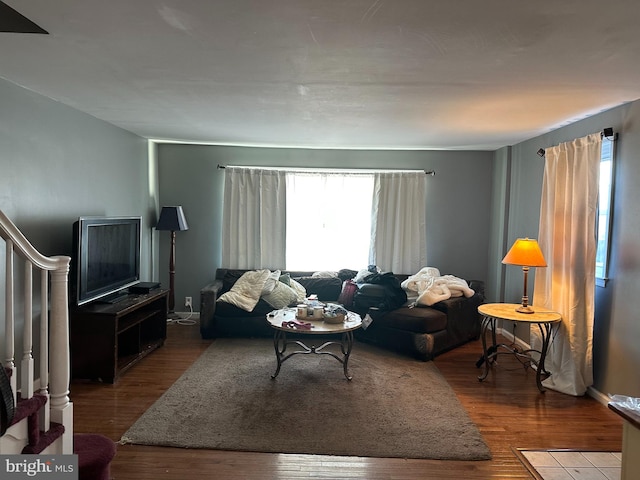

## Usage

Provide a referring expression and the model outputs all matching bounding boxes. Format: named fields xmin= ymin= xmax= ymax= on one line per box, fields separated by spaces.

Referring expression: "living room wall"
xmin=4 ymin=69 xmax=636 ymax=399
xmin=3 ymin=71 xmax=635 ymax=398
xmin=0 ymin=78 xmax=154 ymax=354
xmin=491 ymin=99 xmax=640 ymax=398
xmin=156 ymin=145 xmax=494 ymax=313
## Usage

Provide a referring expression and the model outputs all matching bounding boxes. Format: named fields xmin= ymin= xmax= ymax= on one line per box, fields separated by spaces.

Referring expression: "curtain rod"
xmin=216 ymin=164 xmax=435 ymax=176
xmin=537 ymin=127 xmax=616 ymax=157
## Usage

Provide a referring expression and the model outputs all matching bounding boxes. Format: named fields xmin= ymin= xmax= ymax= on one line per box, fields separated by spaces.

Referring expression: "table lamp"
xmin=155 ymin=206 xmax=189 ymax=318
xmin=502 ymin=238 xmax=547 ymax=314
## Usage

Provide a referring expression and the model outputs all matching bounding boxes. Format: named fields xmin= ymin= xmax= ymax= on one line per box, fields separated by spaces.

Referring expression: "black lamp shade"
xmin=156 ymin=206 xmax=189 ymax=231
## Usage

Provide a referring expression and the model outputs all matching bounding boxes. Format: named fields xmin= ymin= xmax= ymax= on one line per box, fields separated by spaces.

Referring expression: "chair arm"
xmin=430 ymin=284 xmax=484 ymax=339
xmin=200 ymin=279 xmax=224 ymax=338
xmin=467 ymin=280 xmax=486 ymax=301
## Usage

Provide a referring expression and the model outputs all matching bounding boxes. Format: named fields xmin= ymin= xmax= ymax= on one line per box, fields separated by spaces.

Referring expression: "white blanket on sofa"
xmin=401 ymin=267 xmax=475 ymax=306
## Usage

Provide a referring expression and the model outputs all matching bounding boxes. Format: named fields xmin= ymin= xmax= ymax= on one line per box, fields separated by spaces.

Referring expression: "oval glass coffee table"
xmin=266 ymin=308 xmax=362 ymax=381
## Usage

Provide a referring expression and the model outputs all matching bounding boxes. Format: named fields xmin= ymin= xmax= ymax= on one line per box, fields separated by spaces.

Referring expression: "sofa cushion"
xmin=215 ymin=298 xmax=274 ymax=318
xmin=217 ymin=269 xmax=270 ymax=312
xmin=338 ymin=269 xmax=358 ymax=281
xmin=376 ymin=306 xmax=447 ymax=334
xmin=292 ymin=275 xmax=342 ymax=301
xmin=221 ymin=269 xmax=250 ymax=293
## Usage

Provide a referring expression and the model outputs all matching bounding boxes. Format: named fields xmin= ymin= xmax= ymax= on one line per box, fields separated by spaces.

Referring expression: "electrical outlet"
xmin=185 ymin=296 xmax=192 ymax=308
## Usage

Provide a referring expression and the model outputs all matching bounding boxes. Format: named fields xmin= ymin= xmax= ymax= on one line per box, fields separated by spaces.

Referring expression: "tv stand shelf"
xmin=70 ymin=289 xmax=168 ymax=383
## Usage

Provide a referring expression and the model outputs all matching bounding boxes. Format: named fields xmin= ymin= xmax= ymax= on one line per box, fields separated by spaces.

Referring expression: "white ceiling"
xmin=2 ymin=0 xmax=640 ymax=150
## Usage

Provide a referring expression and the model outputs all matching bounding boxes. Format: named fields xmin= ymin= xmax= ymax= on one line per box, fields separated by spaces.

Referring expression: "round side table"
xmin=477 ymin=303 xmax=561 ymax=392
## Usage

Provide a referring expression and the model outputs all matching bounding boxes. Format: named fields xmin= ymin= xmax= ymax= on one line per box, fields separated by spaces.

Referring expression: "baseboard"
xmin=587 ymin=386 xmax=610 ymax=406
xmin=498 ymin=327 xmax=531 ymax=350
xmin=172 ymin=312 xmax=200 ymax=318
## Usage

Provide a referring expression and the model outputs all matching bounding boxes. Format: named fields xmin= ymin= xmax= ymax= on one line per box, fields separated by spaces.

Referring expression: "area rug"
xmin=121 ymin=338 xmax=491 ymax=460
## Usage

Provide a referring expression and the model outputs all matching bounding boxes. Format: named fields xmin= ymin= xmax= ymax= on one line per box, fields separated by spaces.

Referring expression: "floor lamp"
xmin=155 ymin=206 xmax=189 ymax=319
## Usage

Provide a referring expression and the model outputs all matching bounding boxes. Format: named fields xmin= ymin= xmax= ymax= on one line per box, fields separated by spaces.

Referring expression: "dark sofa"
xmin=353 ymin=276 xmax=485 ymax=360
xmin=200 ymin=269 xmax=345 ymax=338
xmin=200 ymin=268 xmax=484 ymax=361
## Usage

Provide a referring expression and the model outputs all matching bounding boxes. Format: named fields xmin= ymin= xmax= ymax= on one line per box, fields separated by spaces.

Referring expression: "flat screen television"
xmin=72 ymin=216 xmax=141 ymax=306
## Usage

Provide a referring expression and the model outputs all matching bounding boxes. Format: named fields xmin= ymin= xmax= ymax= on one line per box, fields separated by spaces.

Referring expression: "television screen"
xmin=73 ymin=216 xmax=141 ymax=306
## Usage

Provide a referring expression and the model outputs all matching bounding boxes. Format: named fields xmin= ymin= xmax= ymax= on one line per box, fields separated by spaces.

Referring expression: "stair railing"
xmin=0 ymin=210 xmax=73 ymax=454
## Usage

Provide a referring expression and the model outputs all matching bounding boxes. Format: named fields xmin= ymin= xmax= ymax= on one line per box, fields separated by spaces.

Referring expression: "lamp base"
xmin=167 ymin=311 xmax=184 ymax=320
xmin=516 ymin=304 xmax=535 ymax=314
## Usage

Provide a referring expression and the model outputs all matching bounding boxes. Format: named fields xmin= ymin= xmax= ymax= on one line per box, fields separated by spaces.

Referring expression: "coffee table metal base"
xmin=271 ymin=329 xmax=355 ymax=381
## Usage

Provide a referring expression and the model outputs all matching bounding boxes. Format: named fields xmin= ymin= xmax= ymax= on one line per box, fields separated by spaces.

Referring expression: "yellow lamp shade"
xmin=502 ymin=238 xmax=547 ymax=267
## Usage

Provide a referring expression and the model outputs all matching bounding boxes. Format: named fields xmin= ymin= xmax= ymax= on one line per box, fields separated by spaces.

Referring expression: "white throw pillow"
xmin=288 ymin=278 xmax=307 ymax=303
xmin=261 ymin=270 xmax=281 ymax=295
xmin=312 ymin=271 xmax=338 ymax=278
xmin=217 ymin=269 xmax=270 ymax=312
xmin=262 ymin=281 xmax=298 ymax=309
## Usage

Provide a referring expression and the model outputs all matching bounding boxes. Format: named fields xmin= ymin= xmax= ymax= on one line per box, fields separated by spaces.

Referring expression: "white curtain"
xmin=370 ymin=171 xmax=427 ymax=274
xmin=532 ymin=133 xmax=601 ymax=396
xmin=221 ymin=167 xmax=286 ymax=269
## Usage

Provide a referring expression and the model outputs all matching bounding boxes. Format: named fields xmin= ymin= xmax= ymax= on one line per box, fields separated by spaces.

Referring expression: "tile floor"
xmin=518 ymin=450 xmax=621 ymax=480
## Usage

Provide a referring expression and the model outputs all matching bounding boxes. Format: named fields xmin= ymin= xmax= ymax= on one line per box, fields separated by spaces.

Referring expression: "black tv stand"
xmin=70 ymin=289 xmax=168 ymax=383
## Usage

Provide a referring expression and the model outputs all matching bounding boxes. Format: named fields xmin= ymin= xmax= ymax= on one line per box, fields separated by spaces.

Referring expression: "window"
xmin=285 ymin=172 xmax=375 ymax=271
xmin=595 ymin=135 xmax=615 ymax=286
xmin=221 ymin=166 xmax=426 ymax=272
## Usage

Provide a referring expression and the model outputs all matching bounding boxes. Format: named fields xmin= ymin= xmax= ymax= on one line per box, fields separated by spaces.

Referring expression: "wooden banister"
xmin=0 ymin=209 xmax=73 ymax=454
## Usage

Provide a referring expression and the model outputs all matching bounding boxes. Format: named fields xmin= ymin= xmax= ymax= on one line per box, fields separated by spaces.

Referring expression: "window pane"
xmin=285 ymin=172 xmax=374 ymax=271
xmin=596 ymin=137 xmax=614 ymax=281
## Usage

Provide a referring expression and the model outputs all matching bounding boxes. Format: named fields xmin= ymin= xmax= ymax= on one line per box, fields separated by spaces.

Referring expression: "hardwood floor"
xmin=71 ymin=321 xmax=623 ymax=479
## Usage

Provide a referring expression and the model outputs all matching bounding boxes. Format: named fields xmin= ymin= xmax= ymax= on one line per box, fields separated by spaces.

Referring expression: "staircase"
xmin=4 ymin=390 xmax=115 ymax=479
xmin=6 ymin=392 xmax=64 ymax=454
xmin=1 ymin=210 xmax=117 ymax=478
xmin=0 ymin=209 xmax=73 ymax=456
xmin=1 ymin=210 xmax=118 ymax=478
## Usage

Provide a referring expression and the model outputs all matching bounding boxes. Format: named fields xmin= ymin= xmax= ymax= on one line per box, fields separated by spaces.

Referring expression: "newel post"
xmin=48 ymin=258 xmax=74 ymax=454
